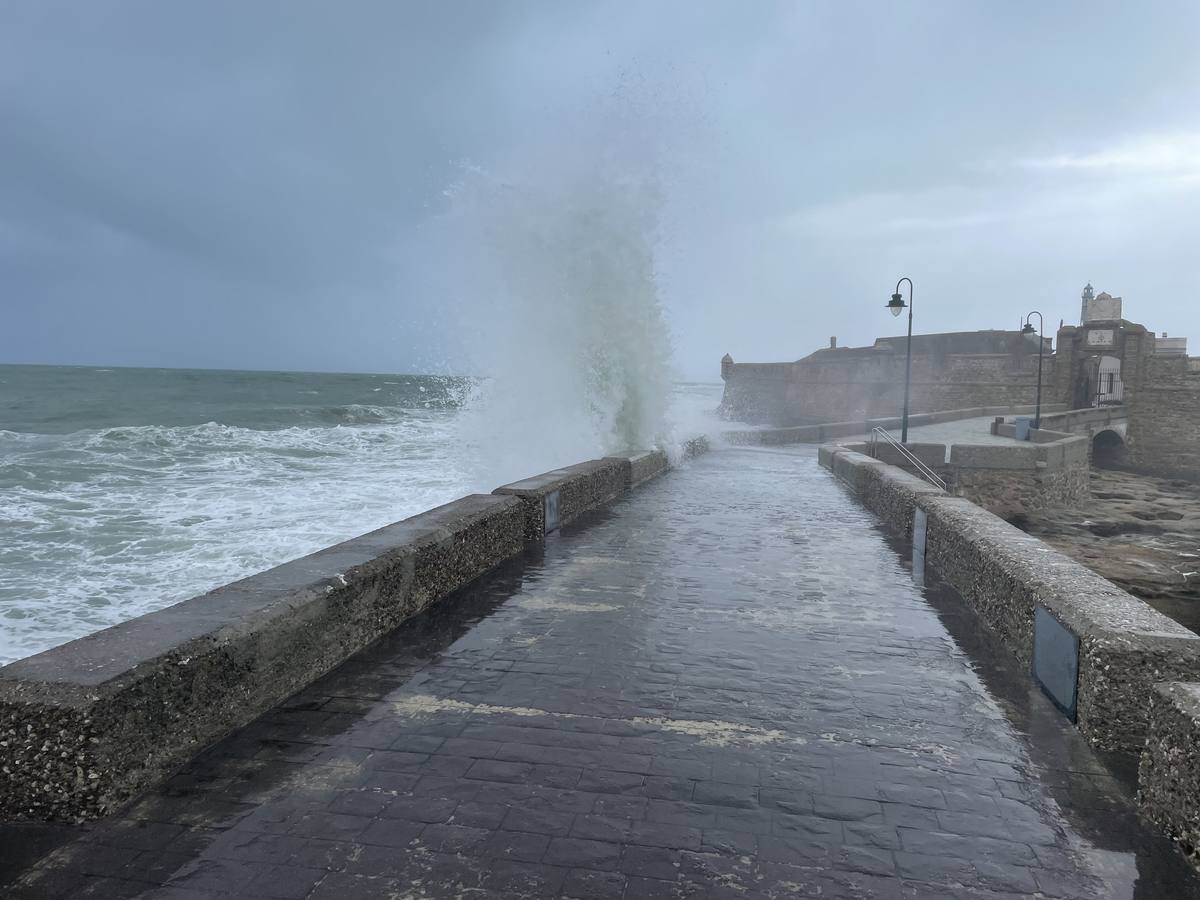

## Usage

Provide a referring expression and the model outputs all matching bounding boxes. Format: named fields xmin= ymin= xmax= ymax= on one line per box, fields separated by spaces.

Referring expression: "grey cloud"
xmin=2 ymin=1 xmax=1199 ymax=377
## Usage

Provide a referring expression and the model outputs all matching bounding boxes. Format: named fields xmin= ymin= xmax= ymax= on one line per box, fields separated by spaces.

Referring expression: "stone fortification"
xmin=720 ymin=331 xmax=1050 ymax=426
xmin=1053 ymin=312 xmax=1200 ymax=478
xmin=1125 ymin=355 xmax=1200 ymax=478
xmin=0 ymin=448 xmax=680 ymax=822
xmin=728 ymin=294 xmax=1200 ymax=480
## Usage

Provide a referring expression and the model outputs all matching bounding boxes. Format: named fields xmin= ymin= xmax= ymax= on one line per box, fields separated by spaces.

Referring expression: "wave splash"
xmin=431 ymin=96 xmax=679 ymax=489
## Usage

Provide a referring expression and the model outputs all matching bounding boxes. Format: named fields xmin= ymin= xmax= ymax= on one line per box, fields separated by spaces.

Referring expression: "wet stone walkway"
xmin=6 ymin=447 xmax=1200 ymax=898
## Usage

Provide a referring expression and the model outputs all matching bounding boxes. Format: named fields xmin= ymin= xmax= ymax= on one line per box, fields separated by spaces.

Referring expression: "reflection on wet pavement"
xmin=4 ymin=446 xmax=1198 ymax=898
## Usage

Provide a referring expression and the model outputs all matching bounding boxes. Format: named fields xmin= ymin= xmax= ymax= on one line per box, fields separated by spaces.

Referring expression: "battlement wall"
xmin=720 ymin=334 xmax=1053 ymax=426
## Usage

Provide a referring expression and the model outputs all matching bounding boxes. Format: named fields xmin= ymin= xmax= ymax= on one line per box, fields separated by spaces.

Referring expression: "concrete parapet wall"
xmin=949 ymin=434 xmax=1089 ymax=516
xmin=609 ymin=450 xmax=670 ymax=488
xmin=831 ymin=431 xmax=1089 ymax=517
xmin=1139 ymin=683 xmax=1200 ymax=864
xmin=820 ymin=446 xmax=1200 ymax=754
xmin=496 ymin=459 xmax=629 ymax=542
xmin=0 ymin=493 xmax=527 ymax=822
xmin=854 ymin=462 xmax=947 ymax=543
xmin=0 ymin=439 xmax=709 ymax=823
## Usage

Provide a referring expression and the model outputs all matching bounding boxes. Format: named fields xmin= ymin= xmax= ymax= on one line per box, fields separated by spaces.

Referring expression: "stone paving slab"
xmin=3 ymin=446 xmax=1199 ymax=898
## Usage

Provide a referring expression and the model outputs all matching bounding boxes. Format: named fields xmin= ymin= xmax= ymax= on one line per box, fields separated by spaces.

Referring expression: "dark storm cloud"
xmin=1 ymin=1 xmax=580 ymax=371
xmin=2 ymin=1 xmax=1199 ymax=376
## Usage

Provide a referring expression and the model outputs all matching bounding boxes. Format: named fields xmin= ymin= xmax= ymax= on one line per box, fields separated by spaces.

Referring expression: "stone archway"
xmin=1092 ymin=428 xmax=1127 ymax=469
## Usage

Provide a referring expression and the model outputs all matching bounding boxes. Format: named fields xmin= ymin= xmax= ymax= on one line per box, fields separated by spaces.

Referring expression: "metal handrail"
xmin=867 ymin=427 xmax=947 ymax=491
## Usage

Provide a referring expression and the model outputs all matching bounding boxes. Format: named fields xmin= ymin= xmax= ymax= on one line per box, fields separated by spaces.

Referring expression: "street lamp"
xmin=1021 ymin=311 xmax=1044 ymax=430
xmin=886 ymin=277 xmax=914 ymax=443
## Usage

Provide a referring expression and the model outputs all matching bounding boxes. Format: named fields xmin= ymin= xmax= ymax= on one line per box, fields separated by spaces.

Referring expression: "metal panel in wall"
xmin=912 ymin=507 xmax=927 ymax=585
xmin=544 ymin=490 xmax=561 ymax=534
xmin=1033 ymin=605 xmax=1080 ymax=720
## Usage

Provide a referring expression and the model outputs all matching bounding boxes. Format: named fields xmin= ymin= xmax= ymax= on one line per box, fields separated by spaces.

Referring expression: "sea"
xmin=0 ymin=364 xmax=724 ymax=666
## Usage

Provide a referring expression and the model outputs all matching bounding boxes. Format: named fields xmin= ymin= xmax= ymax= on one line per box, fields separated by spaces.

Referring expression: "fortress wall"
xmin=0 ymin=445 xmax=687 ymax=822
xmin=721 ymin=348 xmax=1053 ymax=426
xmin=1125 ymin=355 xmax=1200 ymax=478
xmin=821 ymin=446 xmax=1200 ymax=756
xmin=717 ymin=362 xmax=795 ymax=425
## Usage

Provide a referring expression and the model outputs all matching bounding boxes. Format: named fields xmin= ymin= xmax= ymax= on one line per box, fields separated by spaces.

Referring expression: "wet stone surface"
xmin=4 ymin=446 xmax=1200 ymax=898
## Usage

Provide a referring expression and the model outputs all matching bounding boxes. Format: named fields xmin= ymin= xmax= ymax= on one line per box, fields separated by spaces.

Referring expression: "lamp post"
xmin=1021 ymin=311 xmax=1044 ymax=430
xmin=886 ymin=277 xmax=914 ymax=443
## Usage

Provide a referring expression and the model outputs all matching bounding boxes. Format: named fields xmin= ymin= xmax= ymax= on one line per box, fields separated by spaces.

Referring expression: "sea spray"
xmin=428 ymin=96 xmax=683 ymax=490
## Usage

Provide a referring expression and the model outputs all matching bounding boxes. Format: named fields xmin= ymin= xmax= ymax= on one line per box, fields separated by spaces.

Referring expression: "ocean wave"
xmin=0 ymin=413 xmax=471 ymax=665
xmin=0 ymin=367 xmax=723 ymax=667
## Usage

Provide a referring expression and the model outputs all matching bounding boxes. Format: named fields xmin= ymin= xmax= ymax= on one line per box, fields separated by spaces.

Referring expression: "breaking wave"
xmin=427 ymin=90 xmax=687 ymax=489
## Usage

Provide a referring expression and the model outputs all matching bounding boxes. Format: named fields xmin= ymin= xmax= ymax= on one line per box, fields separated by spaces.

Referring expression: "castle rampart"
xmin=720 ymin=331 xmax=1052 ymax=426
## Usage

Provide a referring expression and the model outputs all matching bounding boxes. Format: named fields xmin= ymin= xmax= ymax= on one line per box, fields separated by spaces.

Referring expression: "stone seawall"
xmin=0 ymin=448 xmax=683 ymax=822
xmin=819 ymin=445 xmax=1200 ymax=755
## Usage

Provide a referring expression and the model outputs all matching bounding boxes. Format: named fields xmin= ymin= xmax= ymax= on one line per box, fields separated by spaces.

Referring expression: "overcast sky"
xmin=3 ymin=1 xmax=1199 ymax=380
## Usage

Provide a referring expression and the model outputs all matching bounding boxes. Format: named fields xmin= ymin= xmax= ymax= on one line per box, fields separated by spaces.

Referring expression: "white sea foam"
xmin=0 ymin=412 xmax=469 ymax=664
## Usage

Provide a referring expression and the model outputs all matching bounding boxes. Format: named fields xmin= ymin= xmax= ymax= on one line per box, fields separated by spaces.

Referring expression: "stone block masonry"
xmin=720 ymin=331 xmax=1052 ymax=426
xmin=820 ymin=445 xmax=1200 ymax=755
xmin=1126 ymin=356 xmax=1200 ymax=478
xmin=0 ymin=443 xmax=694 ymax=822
xmin=951 ymin=432 xmax=1090 ymax=517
